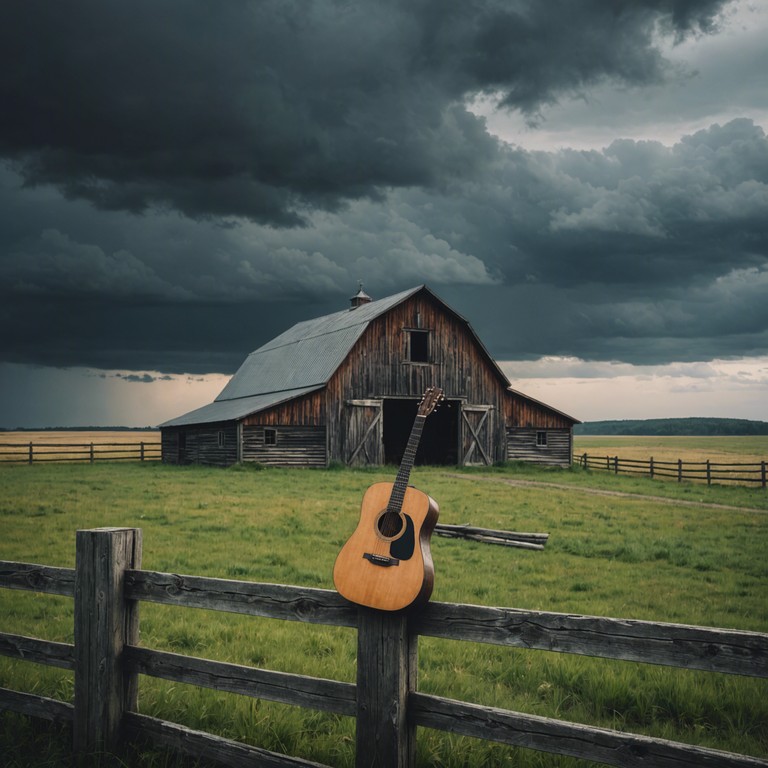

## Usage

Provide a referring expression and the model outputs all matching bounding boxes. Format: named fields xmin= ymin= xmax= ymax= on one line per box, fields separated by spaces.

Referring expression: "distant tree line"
xmin=575 ymin=418 xmax=768 ymax=436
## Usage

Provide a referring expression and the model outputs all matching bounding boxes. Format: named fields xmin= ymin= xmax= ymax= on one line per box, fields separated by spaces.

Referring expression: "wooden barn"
xmin=159 ymin=285 xmax=579 ymax=468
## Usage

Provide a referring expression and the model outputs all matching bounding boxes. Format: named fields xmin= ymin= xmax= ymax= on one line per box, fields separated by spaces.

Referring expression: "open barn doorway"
xmin=383 ymin=397 xmax=459 ymax=466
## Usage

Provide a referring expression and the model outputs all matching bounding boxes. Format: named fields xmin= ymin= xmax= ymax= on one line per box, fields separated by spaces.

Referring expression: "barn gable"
xmin=160 ymin=285 xmax=579 ymax=467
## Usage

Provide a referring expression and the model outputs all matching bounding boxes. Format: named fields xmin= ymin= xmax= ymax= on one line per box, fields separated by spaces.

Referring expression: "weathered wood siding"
xmin=505 ymin=393 xmax=574 ymax=429
xmin=242 ymin=425 xmax=326 ymax=467
xmin=161 ymin=429 xmax=179 ymax=464
xmin=160 ymin=424 xmax=238 ymax=467
xmin=506 ymin=428 xmax=572 ymax=467
xmin=242 ymin=390 xmax=325 ymax=427
xmin=343 ymin=400 xmax=384 ymax=466
xmin=326 ymin=292 xmax=511 ymax=464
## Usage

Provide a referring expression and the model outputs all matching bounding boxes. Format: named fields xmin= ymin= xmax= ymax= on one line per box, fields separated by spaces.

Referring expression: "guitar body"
xmin=333 ymin=481 xmax=439 ymax=611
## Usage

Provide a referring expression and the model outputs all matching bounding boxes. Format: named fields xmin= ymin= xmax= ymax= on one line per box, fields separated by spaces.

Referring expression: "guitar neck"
xmin=388 ymin=414 xmax=426 ymax=513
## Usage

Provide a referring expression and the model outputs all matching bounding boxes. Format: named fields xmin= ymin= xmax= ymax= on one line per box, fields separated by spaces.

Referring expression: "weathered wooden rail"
xmin=577 ymin=452 xmax=768 ymax=488
xmin=0 ymin=441 xmax=161 ymax=464
xmin=1 ymin=528 xmax=767 ymax=767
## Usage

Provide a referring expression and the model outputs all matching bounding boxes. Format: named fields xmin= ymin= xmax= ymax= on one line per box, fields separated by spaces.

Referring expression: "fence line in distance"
xmin=577 ymin=453 xmax=767 ymax=488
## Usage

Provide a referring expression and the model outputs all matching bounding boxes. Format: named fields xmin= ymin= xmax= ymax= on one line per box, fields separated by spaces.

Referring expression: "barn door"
xmin=345 ymin=399 xmax=383 ymax=466
xmin=460 ymin=404 xmax=494 ymax=466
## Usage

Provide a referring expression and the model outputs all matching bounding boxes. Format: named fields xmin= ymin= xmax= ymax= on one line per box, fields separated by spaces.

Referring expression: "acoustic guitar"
xmin=333 ymin=387 xmax=443 ymax=611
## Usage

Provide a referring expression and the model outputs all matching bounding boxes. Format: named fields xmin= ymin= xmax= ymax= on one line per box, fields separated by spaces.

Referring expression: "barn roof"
xmin=214 ymin=285 xmax=422 ymax=402
xmin=160 ymin=286 xmax=425 ymax=427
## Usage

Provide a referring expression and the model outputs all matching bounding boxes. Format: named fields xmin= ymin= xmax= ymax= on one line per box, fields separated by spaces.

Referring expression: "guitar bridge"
xmin=363 ymin=553 xmax=400 ymax=567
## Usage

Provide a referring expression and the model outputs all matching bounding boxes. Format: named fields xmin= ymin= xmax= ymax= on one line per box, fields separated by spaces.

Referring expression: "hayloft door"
xmin=345 ymin=399 xmax=383 ymax=466
xmin=460 ymin=404 xmax=493 ymax=466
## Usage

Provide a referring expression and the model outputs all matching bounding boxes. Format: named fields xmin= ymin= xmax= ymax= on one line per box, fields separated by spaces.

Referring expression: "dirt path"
xmin=443 ymin=473 xmax=766 ymax=514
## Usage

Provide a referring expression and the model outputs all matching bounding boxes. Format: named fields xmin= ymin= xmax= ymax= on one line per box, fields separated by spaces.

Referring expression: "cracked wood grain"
xmin=0 ymin=560 xmax=75 ymax=597
xmin=124 ymin=569 xmax=357 ymax=627
xmin=124 ymin=645 xmax=355 ymax=717
xmin=409 ymin=692 xmax=768 ymax=767
xmin=0 ymin=631 xmax=74 ymax=670
xmin=414 ymin=602 xmax=767 ymax=677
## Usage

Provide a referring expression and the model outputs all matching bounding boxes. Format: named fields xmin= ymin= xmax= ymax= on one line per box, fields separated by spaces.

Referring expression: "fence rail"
xmin=0 ymin=441 xmax=161 ymax=464
xmin=577 ymin=452 xmax=768 ymax=488
xmin=1 ymin=528 xmax=767 ymax=768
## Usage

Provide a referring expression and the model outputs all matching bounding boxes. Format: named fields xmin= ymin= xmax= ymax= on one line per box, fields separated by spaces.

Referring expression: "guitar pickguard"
xmin=389 ymin=514 xmax=415 ymax=560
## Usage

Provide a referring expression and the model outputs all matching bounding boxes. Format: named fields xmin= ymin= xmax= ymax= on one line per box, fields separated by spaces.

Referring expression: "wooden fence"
xmin=1 ymin=528 xmax=767 ymax=768
xmin=577 ymin=453 xmax=768 ymax=488
xmin=0 ymin=441 xmax=161 ymax=464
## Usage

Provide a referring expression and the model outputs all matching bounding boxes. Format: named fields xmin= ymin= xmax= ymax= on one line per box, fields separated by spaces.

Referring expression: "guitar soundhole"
xmin=376 ymin=510 xmax=404 ymax=540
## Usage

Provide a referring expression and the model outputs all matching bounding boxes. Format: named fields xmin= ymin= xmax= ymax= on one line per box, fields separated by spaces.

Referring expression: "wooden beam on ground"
xmin=434 ymin=523 xmax=548 ymax=550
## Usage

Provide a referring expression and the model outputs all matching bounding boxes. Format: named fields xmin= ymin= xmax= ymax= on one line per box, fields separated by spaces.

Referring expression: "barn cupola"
xmin=349 ymin=282 xmax=372 ymax=310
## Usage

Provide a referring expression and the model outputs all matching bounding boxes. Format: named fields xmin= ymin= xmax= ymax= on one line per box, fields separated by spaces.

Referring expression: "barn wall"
xmin=161 ymin=428 xmax=178 ymax=464
xmin=242 ymin=425 xmax=326 ymax=467
xmin=506 ymin=427 xmax=572 ymax=467
xmin=505 ymin=393 xmax=575 ymax=429
xmin=326 ymin=292 xmax=511 ymax=464
xmin=161 ymin=423 xmax=238 ymax=467
xmin=241 ymin=390 xmax=325 ymax=427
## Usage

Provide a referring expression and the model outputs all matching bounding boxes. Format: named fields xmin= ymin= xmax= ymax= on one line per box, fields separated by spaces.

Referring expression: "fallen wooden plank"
xmin=434 ymin=524 xmax=548 ymax=549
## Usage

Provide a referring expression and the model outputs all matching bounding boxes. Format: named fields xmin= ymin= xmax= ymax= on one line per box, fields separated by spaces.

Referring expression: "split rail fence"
xmin=0 ymin=441 xmax=161 ymax=464
xmin=577 ymin=453 xmax=768 ymax=488
xmin=1 ymin=528 xmax=767 ymax=768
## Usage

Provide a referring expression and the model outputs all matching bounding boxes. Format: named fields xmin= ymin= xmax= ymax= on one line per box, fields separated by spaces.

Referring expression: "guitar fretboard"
xmin=387 ymin=414 xmax=426 ymax=514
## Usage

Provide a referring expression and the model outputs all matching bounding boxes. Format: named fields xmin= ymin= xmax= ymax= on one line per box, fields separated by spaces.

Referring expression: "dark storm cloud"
xmin=1 ymin=116 xmax=767 ymax=371
xmin=0 ymin=0 xmax=727 ymax=225
xmin=1 ymin=0 xmax=766 ymax=374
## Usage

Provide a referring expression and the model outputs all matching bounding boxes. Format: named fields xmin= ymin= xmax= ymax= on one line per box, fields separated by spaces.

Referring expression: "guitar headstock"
xmin=417 ymin=386 xmax=445 ymax=417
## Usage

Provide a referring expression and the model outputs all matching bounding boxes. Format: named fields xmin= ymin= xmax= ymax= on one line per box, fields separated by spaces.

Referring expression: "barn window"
xmin=408 ymin=330 xmax=430 ymax=363
xmin=217 ymin=430 xmax=225 ymax=448
xmin=536 ymin=431 xmax=548 ymax=447
xmin=264 ymin=428 xmax=277 ymax=446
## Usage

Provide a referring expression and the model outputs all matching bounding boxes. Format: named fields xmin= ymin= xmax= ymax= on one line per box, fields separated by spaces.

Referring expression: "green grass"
xmin=1 ymin=460 xmax=767 ymax=767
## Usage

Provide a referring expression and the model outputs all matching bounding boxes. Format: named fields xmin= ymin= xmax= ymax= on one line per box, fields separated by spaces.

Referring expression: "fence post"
xmin=706 ymin=460 xmax=711 ymax=486
xmin=74 ymin=527 xmax=142 ymax=760
xmin=356 ymin=608 xmax=417 ymax=768
xmin=28 ymin=442 xmax=33 ymax=465
xmin=649 ymin=456 xmax=654 ymax=479
xmin=613 ymin=456 xmax=619 ymax=474
xmin=140 ymin=442 xmax=145 ymax=462
xmin=762 ymin=461 xmax=766 ymax=490
xmin=89 ymin=443 xmax=95 ymax=464
xmin=678 ymin=459 xmax=683 ymax=483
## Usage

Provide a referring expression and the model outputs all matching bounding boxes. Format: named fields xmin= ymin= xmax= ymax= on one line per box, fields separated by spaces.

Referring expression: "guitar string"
xmin=375 ymin=413 xmax=427 ymax=555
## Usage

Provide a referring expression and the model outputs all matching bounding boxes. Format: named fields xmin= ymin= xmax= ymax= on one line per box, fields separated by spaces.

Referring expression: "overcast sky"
xmin=1 ymin=0 xmax=767 ymax=428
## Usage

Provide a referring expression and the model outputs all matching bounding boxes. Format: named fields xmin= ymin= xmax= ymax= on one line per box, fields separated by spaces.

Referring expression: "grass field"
xmin=1 ymin=445 xmax=767 ymax=766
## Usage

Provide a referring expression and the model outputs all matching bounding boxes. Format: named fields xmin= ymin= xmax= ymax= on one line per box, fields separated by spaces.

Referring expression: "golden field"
xmin=0 ymin=430 xmax=161 ymax=462
xmin=573 ymin=434 xmax=768 ymax=465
